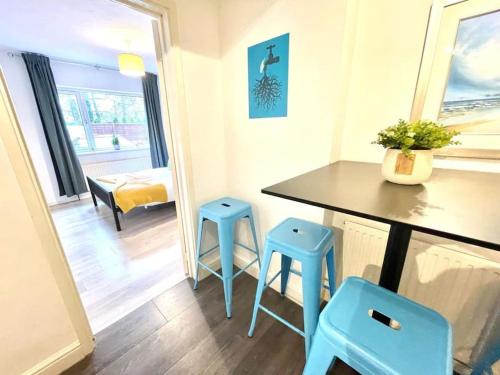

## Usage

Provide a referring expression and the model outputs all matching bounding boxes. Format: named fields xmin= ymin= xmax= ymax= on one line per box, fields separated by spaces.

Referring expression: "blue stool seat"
xmin=199 ymin=197 xmax=252 ymax=220
xmin=248 ymin=218 xmax=336 ymax=357
xmin=303 ymin=277 xmax=453 ymax=375
xmin=193 ymin=197 xmax=260 ymax=319
xmin=268 ymin=218 xmax=333 ymax=255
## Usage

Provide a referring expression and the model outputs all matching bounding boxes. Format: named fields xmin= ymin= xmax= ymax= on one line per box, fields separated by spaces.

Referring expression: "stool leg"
xmin=280 ymin=254 xmax=292 ymax=296
xmin=248 ymin=213 xmax=261 ymax=269
xmin=302 ymin=259 xmax=323 ymax=358
xmin=219 ymin=220 xmax=235 ymax=319
xmin=326 ymin=247 xmax=336 ymax=297
xmin=303 ymin=326 xmax=337 ymax=375
xmin=193 ymin=215 xmax=205 ymax=290
xmin=248 ymin=244 xmax=273 ymax=337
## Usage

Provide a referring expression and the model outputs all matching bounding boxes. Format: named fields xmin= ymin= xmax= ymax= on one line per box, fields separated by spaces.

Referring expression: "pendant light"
xmin=118 ymin=53 xmax=145 ymax=77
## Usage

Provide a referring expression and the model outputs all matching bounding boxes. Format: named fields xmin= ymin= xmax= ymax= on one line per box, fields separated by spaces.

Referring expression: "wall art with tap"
xmin=248 ymin=33 xmax=289 ymax=119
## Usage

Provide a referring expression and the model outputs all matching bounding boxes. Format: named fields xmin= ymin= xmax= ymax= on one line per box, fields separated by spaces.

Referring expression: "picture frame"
xmin=410 ymin=0 xmax=500 ymax=159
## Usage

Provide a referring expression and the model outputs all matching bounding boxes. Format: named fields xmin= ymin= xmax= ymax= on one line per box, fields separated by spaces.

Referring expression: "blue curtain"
xmin=22 ymin=52 xmax=87 ymax=197
xmin=142 ymin=73 xmax=168 ymax=168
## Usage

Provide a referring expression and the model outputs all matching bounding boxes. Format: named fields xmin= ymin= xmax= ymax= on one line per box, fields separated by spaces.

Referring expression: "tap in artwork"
xmin=248 ymin=33 xmax=289 ymax=119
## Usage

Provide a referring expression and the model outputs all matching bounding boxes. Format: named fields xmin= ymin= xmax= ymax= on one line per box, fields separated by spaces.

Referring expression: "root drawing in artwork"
xmin=253 ymin=74 xmax=281 ymax=109
xmin=253 ymin=44 xmax=282 ymax=109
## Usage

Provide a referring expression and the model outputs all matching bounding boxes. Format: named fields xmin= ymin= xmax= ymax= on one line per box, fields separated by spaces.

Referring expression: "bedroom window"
xmin=58 ymin=88 xmax=149 ymax=154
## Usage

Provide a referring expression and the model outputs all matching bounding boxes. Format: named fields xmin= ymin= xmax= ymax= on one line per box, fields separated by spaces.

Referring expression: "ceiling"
xmin=0 ymin=0 xmax=157 ymax=71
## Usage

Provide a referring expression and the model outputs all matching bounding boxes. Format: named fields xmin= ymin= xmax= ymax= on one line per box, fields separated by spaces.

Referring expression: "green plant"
xmin=373 ymin=119 xmax=460 ymax=157
xmin=112 ymin=135 xmax=120 ymax=146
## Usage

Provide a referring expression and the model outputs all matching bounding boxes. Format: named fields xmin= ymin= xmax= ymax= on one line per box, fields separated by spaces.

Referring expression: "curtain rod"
xmin=6 ymin=51 xmax=120 ymax=72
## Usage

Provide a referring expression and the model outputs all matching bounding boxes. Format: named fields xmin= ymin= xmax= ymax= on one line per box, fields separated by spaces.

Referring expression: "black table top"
xmin=262 ymin=161 xmax=500 ymax=250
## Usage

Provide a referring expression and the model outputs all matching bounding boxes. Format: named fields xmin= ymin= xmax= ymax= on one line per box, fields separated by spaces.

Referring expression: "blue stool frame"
xmin=248 ymin=218 xmax=335 ymax=357
xmin=193 ymin=197 xmax=261 ymax=318
xmin=303 ymin=277 xmax=453 ymax=375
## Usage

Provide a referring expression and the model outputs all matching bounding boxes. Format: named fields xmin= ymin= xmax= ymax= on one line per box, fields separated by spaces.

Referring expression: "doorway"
xmin=0 ymin=0 xmax=191 ymax=334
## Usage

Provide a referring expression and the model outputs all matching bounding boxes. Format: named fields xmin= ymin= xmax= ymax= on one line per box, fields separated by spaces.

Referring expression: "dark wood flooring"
xmin=64 ymin=270 xmax=357 ymax=375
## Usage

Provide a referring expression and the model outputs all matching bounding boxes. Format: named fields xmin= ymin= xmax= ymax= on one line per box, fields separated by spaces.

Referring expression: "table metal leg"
xmin=372 ymin=223 xmax=412 ymax=325
xmin=378 ymin=222 xmax=412 ymax=292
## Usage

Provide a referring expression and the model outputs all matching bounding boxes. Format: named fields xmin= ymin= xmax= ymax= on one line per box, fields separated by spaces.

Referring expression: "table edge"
xmin=261 ymin=188 xmax=500 ymax=251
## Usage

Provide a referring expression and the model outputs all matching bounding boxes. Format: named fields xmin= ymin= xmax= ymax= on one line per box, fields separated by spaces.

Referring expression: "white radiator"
xmin=81 ymin=155 xmax=151 ymax=177
xmin=341 ymin=221 xmax=387 ymax=284
xmin=341 ymin=221 xmax=500 ymax=373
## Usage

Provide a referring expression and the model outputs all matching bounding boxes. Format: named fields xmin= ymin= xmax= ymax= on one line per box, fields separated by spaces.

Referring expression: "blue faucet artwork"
xmin=252 ymin=44 xmax=281 ymax=110
xmin=248 ymin=33 xmax=289 ymax=118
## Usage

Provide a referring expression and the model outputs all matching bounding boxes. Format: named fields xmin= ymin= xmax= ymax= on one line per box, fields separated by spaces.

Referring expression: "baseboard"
xmin=21 ymin=340 xmax=90 ymax=375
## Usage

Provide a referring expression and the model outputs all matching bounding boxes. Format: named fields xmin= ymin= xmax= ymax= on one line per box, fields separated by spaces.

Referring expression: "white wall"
xmin=0 ymin=47 xmax=151 ymax=206
xmin=53 ymin=60 xmax=143 ymax=92
xmin=175 ymin=0 xmax=226 ymax=206
xmin=218 ymin=0 xmax=350 ymax=301
xmin=339 ymin=0 xmax=433 ymax=162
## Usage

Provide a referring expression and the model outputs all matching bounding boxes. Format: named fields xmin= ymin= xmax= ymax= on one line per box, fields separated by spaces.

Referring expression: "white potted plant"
xmin=373 ymin=119 xmax=460 ymax=185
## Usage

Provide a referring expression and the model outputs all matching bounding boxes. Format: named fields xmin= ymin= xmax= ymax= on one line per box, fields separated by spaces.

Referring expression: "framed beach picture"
xmin=248 ymin=33 xmax=289 ymax=119
xmin=411 ymin=0 xmax=500 ymax=159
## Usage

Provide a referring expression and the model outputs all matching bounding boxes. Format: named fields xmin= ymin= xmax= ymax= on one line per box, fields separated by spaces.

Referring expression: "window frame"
xmin=58 ymin=90 xmax=93 ymax=153
xmin=57 ymin=86 xmax=149 ymax=155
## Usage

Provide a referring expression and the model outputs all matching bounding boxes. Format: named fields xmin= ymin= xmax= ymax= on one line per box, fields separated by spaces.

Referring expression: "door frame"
xmin=116 ymin=0 xmax=198 ymax=279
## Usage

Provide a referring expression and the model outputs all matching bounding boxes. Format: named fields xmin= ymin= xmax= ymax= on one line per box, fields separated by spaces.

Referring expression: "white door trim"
xmin=118 ymin=0 xmax=198 ymax=278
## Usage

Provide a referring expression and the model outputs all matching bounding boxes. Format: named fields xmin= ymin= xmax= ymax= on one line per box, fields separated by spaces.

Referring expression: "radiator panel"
xmin=341 ymin=221 xmax=387 ymax=284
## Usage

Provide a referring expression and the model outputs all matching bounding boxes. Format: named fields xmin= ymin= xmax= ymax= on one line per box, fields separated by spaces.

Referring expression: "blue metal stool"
xmin=248 ymin=218 xmax=335 ymax=356
xmin=193 ymin=197 xmax=261 ymax=319
xmin=303 ymin=277 xmax=453 ymax=375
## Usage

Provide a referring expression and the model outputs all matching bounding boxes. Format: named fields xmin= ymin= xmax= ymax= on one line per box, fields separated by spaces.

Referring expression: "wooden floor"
xmin=64 ymin=271 xmax=357 ymax=375
xmin=51 ymin=199 xmax=186 ymax=333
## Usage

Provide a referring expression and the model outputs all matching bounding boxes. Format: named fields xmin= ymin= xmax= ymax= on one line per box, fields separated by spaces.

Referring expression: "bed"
xmin=86 ymin=167 xmax=175 ymax=231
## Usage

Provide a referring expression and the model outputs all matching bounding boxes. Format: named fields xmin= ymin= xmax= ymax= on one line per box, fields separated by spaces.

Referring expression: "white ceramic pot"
xmin=381 ymin=149 xmax=433 ymax=185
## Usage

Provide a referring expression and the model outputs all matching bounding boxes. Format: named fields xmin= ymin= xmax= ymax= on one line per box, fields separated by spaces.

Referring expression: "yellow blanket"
xmin=97 ymin=171 xmax=168 ymax=213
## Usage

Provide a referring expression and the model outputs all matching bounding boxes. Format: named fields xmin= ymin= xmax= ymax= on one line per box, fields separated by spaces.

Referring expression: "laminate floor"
xmin=64 ymin=272 xmax=358 ymax=375
xmin=51 ymin=199 xmax=186 ymax=333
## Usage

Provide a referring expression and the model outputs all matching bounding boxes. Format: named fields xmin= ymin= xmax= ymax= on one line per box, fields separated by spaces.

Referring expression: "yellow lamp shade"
xmin=118 ymin=53 xmax=145 ymax=77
